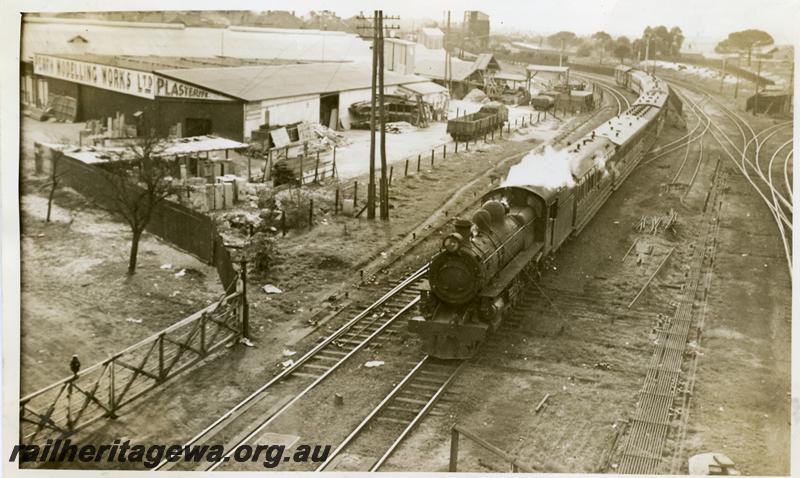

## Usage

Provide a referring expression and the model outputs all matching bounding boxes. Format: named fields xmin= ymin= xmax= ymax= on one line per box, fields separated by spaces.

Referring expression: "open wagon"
xmin=447 ymin=103 xmax=508 ymax=141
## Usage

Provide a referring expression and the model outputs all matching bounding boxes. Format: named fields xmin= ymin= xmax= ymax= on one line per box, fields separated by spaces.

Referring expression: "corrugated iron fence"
xmin=45 ymin=146 xmax=236 ymax=292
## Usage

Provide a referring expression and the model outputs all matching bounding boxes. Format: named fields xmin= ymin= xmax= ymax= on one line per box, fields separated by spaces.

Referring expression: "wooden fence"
xmin=258 ymin=143 xmax=337 ymax=185
xmin=19 ymin=291 xmax=243 ymax=446
xmin=331 ymin=112 xmax=548 ymax=217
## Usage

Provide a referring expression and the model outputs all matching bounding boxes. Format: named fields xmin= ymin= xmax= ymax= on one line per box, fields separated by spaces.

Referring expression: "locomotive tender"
xmin=409 ymin=66 xmax=672 ymax=359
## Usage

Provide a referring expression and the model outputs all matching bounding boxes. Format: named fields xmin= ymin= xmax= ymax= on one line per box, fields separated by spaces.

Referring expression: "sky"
xmin=220 ymin=0 xmax=798 ymax=43
xmin=16 ymin=0 xmax=800 ymax=44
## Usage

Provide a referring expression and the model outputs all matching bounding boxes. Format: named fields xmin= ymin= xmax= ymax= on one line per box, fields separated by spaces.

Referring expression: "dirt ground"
xmin=18 ymin=66 xmax=789 ymax=475
xmin=18 ymin=119 xmax=224 ymax=395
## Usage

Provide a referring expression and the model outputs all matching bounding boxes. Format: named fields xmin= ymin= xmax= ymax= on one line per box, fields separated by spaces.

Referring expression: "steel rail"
xmin=154 ymin=263 xmax=429 ymax=470
xmin=205 ymin=296 xmax=421 ymax=471
xmin=669 ymin=80 xmax=791 ymax=277
xmin=370 ymin=360 xmax=467 ymax=471
xmin=783 ymin=147 xmax=793 ymax=200
xmin=314 ymin=356 xmax=431 ymax=471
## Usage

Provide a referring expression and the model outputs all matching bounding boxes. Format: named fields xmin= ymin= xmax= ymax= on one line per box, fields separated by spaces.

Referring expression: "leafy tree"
xmin=613 ymin=36 xmax=632 ymax=64
xmin=639 ymin=25 xmax=685 ymax=58
xmin=592 ymin=31 xmax=612 ymax=43
xmin=669 ymin=27 xmax=685 ymax=56
xmin=98 ymin=131 xmax=179 ymax=274
xmin=547 ymin=31 xmax=578 ymax=49
xmin=715 ymin=29 xmax=774 ymax=65
xmin=592 ymin=31 xmax=613 ymax=62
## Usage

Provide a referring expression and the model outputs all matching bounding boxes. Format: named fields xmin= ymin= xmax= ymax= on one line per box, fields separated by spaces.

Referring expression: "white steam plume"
xmin=502 ymin=146 xmax=576 ymax=190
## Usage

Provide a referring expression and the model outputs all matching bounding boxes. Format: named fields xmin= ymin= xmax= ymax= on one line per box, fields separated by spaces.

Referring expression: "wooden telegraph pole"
xmin=378 ymin=10 xmax=390 ymax=220
xmin=367 ymin=12 xmax=378 ymax=219
xmin=358 ymin=11 xmax=398 ymax=220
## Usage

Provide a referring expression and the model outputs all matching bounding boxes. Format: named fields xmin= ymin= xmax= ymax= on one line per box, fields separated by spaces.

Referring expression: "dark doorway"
xmin=185 ymin=118 xmax=212 ymax=136
xmin=319 ymin=93 xmax=340 ymax=129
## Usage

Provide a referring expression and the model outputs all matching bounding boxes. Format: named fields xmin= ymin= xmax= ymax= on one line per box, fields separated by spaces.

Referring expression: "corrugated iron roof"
xmin=473 ymin=53 xmax=498 ymax=71
xmin=526 ymin=65 xmax=569 ymax=73
xmin=22 ymin=17 xmax=371 ymax=62
xmin=49 ymin=53 xmax=310 ymax=72
xmin=157 ymin=62 xmax=428 ymax=102
xmin=420 ymin=27 xmax=444 ymax=37
xmin=415 ymin=58 xmax=476 ymax=82
xmin=495 ymin=71 xmax=526 ymax=82
xmin=398 ymin=81 xmax=448 ymax=95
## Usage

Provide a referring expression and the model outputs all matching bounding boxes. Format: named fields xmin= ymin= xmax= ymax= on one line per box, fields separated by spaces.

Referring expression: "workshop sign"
xmin=34 ymin=54 xmax=156 ymax=99
xmin=154 ymin=76 xmax=233 ymax=101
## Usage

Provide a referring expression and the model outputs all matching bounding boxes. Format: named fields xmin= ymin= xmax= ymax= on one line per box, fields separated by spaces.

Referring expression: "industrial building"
xmin=463 ymin=11 xmax=490 ymax=49
xmin=24 ymin=52 xmax=439 ymax=141
xmin=418 ymin=28 xmax=445 ymax=50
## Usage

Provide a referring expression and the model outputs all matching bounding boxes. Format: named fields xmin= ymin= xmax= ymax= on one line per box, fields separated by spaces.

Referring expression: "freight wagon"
xmin=446 ymin=103 xmax=508 ymax=141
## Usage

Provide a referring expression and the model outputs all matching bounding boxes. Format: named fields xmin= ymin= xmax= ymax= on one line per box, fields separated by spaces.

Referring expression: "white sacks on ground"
xmin=502 ymin=146 xmax=576 ymax=190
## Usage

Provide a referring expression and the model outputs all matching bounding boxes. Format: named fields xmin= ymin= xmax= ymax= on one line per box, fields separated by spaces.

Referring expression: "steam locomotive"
xmin=409 ymin=66 xmax=673 ymax=359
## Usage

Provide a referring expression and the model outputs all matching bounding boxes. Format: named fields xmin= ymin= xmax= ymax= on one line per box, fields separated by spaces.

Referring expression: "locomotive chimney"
xmin=454 ymin=218 xmax=472 ymax=240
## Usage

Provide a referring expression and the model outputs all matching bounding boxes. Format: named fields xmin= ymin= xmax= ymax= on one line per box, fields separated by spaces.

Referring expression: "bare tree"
xmin=44 ymin=152 xmax=61 ymax=223
xmin=98 ymin=130 xmax=178 ymax=274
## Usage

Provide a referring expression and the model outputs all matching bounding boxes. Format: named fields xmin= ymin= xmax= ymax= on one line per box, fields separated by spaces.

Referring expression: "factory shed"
xmin=418 ymin=28 xmax=444 ymax=50
xmin=397 ymin=81 xmax=450 ymax=120
xmin=415 ymin=58 xmax=480 ymax=98
xmin=157 ymin=62 xmax=431 ymax=136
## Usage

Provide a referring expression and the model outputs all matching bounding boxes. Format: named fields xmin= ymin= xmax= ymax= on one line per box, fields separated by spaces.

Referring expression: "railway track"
xmin=316 ymin=356 xmax=465 ymax=471
xmin=618 ymin=159 xmax=728 ymax=474
xmin=147 ymin=84 xmax=632 ymax=473
xmin=665 ymin=91 xmax=711 ymax=196
xmin=155 ymin=264 xmax=429 ymax=471
xmin=574 ymin=72 xmax=632 ymax=115
xmin=668 ymin=79 xmax=792 ymax=278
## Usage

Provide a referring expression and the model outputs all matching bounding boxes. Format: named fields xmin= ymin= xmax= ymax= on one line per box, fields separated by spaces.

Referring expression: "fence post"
xmin=417 ymin=154 xmax=421 ymax=172
xmin=443 ymin=144 xmax=447 ymax=159
xmin=314 ymin=151 xmax=320 ymax=182
xmin=353 ymin=181 xmax=358 ymax=208
xmin=199 ymin=313 xmax=207 ymax=354
xmin=404 ymin=159 xmax=409 ymax=177
xmin=107 ymin=359 xmax=118 ymax=418
xmin=265 ymin=149 xmax=272 ymax=182
xmin=299 ymin=151 xmax=304 ymax=185
xmin=281 ymin=211 xmax=286 ymax=237
xmin=66 ymin=381 xmax=73 ymax=431
xmin=335 ymin=188 xmax=340 ymax=213
xmin=308 ymin=198 xmax=314 ymax=227
xmin=158 ymin=333 xmax=165 ymax=381
xmin=431 ymin=149 xmax=435 ymax=167
xmin=449 ymin=427 xmax=460 ymax=472
xmin=389 ymin=166 xmax=394 ymax=186
xmin=240 ymin=259 xmax=249 ymax=340
xmin=455 ymin=141 xmax=459 ymax=153
xmin=491 ymin=129 xmax=494 ymax=141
